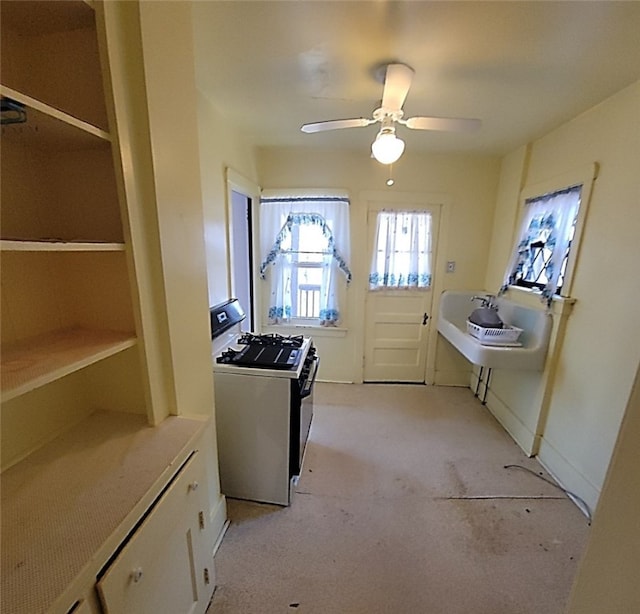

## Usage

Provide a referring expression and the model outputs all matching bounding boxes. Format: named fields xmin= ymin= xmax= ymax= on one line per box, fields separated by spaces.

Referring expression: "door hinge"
xmin=204 ymin=567 xmax=211 ymax=585
xmin=198 ymin=511 xmax=205 ymax=530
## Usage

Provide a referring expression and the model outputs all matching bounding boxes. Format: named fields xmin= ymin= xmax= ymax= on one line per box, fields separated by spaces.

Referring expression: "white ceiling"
xmin=192 ymin=1 xmax=640 ymax=157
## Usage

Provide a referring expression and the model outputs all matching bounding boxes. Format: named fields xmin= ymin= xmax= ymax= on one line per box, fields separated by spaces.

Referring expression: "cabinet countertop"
xmin=1 ymin=410 xmax=208 ymax=614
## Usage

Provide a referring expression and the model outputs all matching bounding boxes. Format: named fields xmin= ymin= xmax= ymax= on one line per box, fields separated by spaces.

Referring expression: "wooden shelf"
xmin=1 ymin=239 xmax=125 ymax=252
xmin=1 ymin=85 xmax=110 ymax=149
xmin=0 ymin=410 xmax=207 ymax=614
xmin=1 ymin=328 xmax=137 ymax=402
xmin=1 ymin=0 xmax=96 ymax=38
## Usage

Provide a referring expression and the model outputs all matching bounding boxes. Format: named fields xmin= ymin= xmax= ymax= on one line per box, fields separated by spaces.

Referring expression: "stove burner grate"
xmin=237 ymin=333 xmax=304 ymax=348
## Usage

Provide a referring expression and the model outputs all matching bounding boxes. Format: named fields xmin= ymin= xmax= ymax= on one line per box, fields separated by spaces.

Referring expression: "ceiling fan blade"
xmin=404 ymin=116 xmax=481 ymax=132
xmin=301 ymin=118 xmax=374 ymax=133
xmin=381 ymin=63 xmax=414 ymax=112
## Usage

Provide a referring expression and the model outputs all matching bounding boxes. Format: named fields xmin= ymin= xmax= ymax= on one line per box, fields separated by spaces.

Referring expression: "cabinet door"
xmin=97 ymin=450 xmax=213 ymax=614
xmin=66 ymin=596 xmax=101 ymax=614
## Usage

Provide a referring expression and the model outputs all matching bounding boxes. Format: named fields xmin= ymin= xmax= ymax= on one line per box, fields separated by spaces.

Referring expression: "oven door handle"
xmin=300 ymin=356 xmax=319 ymax=398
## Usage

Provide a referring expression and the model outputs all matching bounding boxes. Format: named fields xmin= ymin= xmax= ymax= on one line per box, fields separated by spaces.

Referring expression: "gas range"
xmin=210 ymin=300 xmax=313 ymax=379
xmin=209 ymin=299 xmax=319 ymax=505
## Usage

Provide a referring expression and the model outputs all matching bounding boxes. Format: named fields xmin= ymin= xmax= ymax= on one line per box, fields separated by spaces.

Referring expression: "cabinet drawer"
xmin=97 ymin=450 xmax=211 ymax=614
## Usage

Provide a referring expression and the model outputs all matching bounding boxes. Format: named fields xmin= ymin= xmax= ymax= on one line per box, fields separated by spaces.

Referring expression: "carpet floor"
xmin=207 ymin=383 xmax=589 ymax=614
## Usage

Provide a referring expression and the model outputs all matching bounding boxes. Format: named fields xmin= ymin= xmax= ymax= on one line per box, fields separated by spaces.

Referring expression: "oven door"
xmin=290 ymin=354 xmax=319 ymax=476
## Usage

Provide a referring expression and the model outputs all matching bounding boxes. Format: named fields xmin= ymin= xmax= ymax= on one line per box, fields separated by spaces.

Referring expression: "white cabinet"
xmin=0 ymin=2 xmax=220 ymax=612
xmin=1 ymin=411 xmax=216 ymax=614
xmin=97 ymin=449 xmax=215 ymax=614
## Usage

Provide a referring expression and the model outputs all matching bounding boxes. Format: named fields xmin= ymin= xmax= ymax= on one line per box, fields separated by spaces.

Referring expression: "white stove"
xmin=209 ymin=299 xmax=318 ymax=505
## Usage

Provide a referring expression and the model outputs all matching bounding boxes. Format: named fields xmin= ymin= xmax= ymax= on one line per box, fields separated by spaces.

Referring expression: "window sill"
xmin=504 ymin=286 xmax=576 ymax=317
xmin=263 ymin=323 xmax=348 ymax=338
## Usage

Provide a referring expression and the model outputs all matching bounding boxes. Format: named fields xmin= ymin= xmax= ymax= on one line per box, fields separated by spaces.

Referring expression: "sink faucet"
xmin=471 ymin=294 xmax=498 ymax=309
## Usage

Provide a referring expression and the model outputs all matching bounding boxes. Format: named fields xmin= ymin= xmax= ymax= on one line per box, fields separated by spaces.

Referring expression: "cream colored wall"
xmin=137 ymin=2 xmax=215 ymax=419
xmin=567 ymin=363 xmax=640 ymax=613
xmin=257 ymin=148 xmax=500 ymax=383
xmin=196 ymin=93 xmax=259 ymax=308
xmin=195 ymin=65 xmax=261 ymax=528
xmin=102 ymin=0 xmax=176 ymax=425
xmin=483 ymin=145 xmax=530 ymax=294
xmin=483 ymin=81 xmax=640 ymax=512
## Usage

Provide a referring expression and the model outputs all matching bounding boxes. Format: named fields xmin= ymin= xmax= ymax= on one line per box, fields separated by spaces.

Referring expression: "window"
xmin=503 ymin=184 xmax=582 ymax=304
xmin=259 ymin=194 xmax=351 ymax=326
xmin=290 ymin=221 xmax=326 ymax=318
xmin=369 ymin=210 xmax=433 ymax=290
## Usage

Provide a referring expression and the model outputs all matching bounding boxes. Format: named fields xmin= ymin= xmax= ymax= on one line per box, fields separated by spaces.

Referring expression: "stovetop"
xmin=217 ymin=334 xmax=303 ymax=370
xmin=210 ymin=300 xmax=312 ymax=378
xmin=236 ymin=333 xmax=304 ymax=349
xmin=212 ymin=331 xmax=312 ymax=379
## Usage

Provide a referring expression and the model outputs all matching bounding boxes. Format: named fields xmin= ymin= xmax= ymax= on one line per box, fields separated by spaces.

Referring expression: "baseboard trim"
xmin=537 ymin=437 xmax=600 ymax=518
xmin=434 ymin=369 xmax=472 ymax=387
xmin=213 ymin=519 xmax=230 ymax=557
xmin=481 ymin=384 xmax=538 ymax=456
xmin=209 ymin=494 xmax=228 ymax=554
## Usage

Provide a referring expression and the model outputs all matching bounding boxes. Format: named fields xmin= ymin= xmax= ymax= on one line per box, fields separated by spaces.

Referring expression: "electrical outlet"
xmin=446 ymin=261 xmax=456 ymax=273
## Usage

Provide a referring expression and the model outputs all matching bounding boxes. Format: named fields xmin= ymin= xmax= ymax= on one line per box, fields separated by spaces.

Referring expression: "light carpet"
xmin=207 ymin=383 xmax=589 ymax=614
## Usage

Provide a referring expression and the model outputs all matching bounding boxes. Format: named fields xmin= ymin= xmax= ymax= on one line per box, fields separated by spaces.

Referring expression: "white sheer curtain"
xmin=369 ymin=210 xmax=432 ymax=290
xmin=259 ymin=193 xmax=351 ymax=326
xmin=502 ymin=185 xmax=581 ymax=304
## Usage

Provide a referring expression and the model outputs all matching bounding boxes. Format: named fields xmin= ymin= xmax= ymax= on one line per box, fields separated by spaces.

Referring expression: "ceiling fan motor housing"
xmin=373 ymin=107 xmax=404 ymax=124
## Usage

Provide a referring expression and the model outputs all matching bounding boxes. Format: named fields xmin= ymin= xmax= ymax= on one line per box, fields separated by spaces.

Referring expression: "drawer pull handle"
xmin=188 ymin=481 xmax=199 ymax=492
xmin=131 ymin=568 xmax=143 ymax=583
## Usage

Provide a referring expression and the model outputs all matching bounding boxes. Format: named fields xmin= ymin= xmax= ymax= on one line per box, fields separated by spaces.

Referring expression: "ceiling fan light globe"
xmin=371 ymin=133 xmax=405 ymax=164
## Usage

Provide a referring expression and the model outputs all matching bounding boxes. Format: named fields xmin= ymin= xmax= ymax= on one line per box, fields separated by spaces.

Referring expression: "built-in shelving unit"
xmin=0 ymin=0 xmax=138 ymax=441
xmin=1 ymin=2 xmax=217 ymax=612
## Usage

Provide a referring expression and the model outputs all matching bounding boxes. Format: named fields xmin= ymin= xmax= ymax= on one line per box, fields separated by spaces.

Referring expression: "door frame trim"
xmin=225 ymin=168 xmax=262 ymax=329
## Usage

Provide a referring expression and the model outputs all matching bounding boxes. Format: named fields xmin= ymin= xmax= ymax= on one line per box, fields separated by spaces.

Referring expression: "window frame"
xmin=259 ymin=190 xmax=351 ymax=329
xmin=510 ymin=185 xmax=580 ymax=295
xmin=508 ymin=163 xmax=598 ymax=301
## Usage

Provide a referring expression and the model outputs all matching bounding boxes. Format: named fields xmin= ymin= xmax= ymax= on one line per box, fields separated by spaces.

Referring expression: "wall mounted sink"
xmin=437 ymin=290 xmax=552 ymax=370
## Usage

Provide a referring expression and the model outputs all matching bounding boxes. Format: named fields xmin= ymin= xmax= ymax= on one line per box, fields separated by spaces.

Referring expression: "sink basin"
xmin=437 ymin=290 xmax=552 ymax=370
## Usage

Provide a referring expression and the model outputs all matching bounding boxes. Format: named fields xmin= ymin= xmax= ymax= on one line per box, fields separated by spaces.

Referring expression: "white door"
xmin=364 ymin=203 xmax=440 ymax=383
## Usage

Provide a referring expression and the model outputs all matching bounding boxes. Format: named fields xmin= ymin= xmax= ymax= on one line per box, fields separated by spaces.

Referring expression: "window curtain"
xmin=259 ymin=195 xmax=351 ymax=326
xmin=501 ymin=185 xmax=581 ymax=304
xmin=369 ymin=210 xmax=432 ymax=290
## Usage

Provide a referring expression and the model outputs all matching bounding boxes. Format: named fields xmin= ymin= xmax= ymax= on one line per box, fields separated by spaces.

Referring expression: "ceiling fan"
xmin=300 ymin=62 xmax=481 ymax=164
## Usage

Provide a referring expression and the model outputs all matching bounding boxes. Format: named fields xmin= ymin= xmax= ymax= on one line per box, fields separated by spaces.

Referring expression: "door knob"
xmin=422 ymin=313 xmax=429 ymax=325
